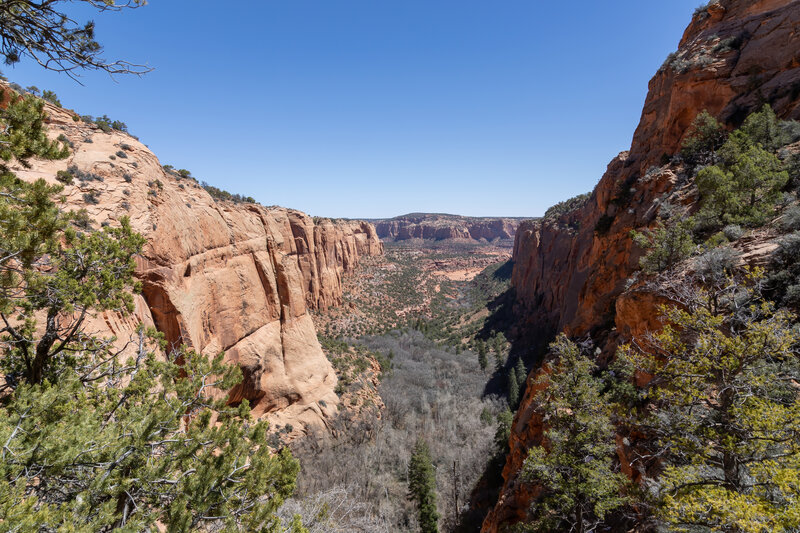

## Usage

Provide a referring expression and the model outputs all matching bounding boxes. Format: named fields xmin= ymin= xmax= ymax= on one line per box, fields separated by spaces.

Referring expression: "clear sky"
xmin=6 ymin=1 xmax=702 ymax=219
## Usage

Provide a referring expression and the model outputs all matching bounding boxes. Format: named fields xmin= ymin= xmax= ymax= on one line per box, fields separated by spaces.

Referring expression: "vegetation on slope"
xmin=510 ymin=104 xmax=800 ymax=532
xmin=0 ymin=86 xmax=305 ymax=532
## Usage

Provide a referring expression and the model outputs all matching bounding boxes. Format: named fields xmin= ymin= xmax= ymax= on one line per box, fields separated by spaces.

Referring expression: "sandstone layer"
xmin=372 ymin=213 xmax=525 ymax=242
xmin=483 ymin=1 xmax=800 ymax=530
xmin=10 ymin=92 xmax=383 ymax=433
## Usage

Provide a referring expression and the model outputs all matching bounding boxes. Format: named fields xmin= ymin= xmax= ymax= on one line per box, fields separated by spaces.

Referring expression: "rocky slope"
xmin=483 ymin=0 xmax=800 ymax=530
xmin=372 ymin=213 xmax=526 ymax=242
xmin=9 ymin=91 xmax=383 ymax=434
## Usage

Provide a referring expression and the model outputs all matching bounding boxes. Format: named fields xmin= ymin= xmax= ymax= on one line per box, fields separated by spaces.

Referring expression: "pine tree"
xmin=515 ymin=357 xmax=527 ymax=389
xmin=520 ymin=335 xmax=630 ymax=532
xmin=695 ymin=105 xmax=789 ymax=228
xmin=408 ymin=438 xmax=439 ymax=533
xmin=617 ymin=272 xmax=800 ymax=532
xmin=477 ymin=340 xmax=488 ymax=371
xmin=631 ymin=219 xmax=696 ymax=274
xmin=507 ymin=367 xmax=519 ymax=408
xmin=680 ymin=110 xmax=727 ymax=166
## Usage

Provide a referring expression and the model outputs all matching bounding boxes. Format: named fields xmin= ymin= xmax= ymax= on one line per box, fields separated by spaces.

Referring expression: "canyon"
xmin=482 ymin=0 xmax=800 ymax=530
xmin=4 ymin=0 xmax=800 ymax=530
xmin=9 ymin=94 xmax=383 ymax=433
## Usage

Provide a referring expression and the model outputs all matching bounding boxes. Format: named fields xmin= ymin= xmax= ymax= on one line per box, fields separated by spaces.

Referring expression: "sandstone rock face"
xmin=10 ymin=94 xmax=383 ymax=433
xmin=372 ymin=213 xmax=525 ymax=242
xmin=484 ymin=1 xmax=800 ymax=530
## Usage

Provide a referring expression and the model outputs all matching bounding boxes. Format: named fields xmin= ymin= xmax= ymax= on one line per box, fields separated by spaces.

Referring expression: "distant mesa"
xmin=369 ymin=213 xmax=532 ymax=243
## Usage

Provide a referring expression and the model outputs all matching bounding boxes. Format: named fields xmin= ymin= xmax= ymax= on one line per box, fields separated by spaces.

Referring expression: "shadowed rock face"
xmin=10 ymin=93 xmax=383 ymax=433
xmin=372 ymin=213 xmax=526 ymax=242
xmin=483 ymin=1 xmax=800 ymax=530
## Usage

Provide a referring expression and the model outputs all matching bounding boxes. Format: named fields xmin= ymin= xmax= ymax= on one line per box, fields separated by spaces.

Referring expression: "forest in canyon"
xmin=1 ymin=1 xmax=800 ymax=532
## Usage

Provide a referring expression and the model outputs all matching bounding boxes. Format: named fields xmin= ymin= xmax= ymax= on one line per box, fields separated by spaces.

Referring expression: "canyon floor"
xmin=282 ymin=239 xmax=519 ymax=531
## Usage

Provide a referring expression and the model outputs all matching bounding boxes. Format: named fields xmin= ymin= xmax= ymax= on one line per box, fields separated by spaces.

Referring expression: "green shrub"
xmin=704 ymin=231 xmax=729 ymax=249
xmin=115 ymin=150 xmax=127 ymax=158
xmin=767 ymin=231 xmax=800 ymax=308
xmin=82 ymin=191 xmax=100 ymax=204
xmin=695 ymin=112 xmax=789 ymax=228
xmin=71 ymin=208 xmax=93 ymax=230
xmin=55 ymin=170 xmax=74 ymax=185
xmin=680 ymin=110 xmax=727 ymax=166
xmin=632 ymin=219 xmax=696 ymax=273
xmin=544 ymin=192 xmax=591 ymax=219
xmin=41 ymin=89 xmax=61 ymax=107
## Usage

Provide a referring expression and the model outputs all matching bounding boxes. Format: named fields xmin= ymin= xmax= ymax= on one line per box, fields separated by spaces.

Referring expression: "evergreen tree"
xmin=680 ymin=110 xmax=727 ymax=166
xmin=695 ymin=106 xmax=789 ymax=228
xmin=617 ymin=272 xmax=800 ymax=532
xmin=515 ymin=357 xmax=527 ymax=389
xmin=631 ymin=219 xmax=696 ymax=274
xmin=477 ymin=340 xmax=488 ymax=371
xmin=507 ymin=367 xmax=519 ymax=408
xmin=520 ymin=335 xmax=630 ymax=533
xmin=408 ymin=438 xmax=440 ymax=533
xmin=0 ymin=337 xmax=305 ymax=532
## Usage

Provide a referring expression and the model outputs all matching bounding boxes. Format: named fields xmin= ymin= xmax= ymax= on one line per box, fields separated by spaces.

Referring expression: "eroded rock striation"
xmin=483 ymin=0 xmax=800 ymax=530
xmin=372 ymin=213 xmax=525 ymax=242
xmin=10 ymin=94 xmax=383 ymax=433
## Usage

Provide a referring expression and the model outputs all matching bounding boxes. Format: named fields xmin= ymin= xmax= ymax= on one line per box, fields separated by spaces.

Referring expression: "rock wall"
xmin=373 ymin=213 xmax=524 ymax=242
xmin=484 ymin=0 xmax=800 ymax=530
xmin=10 ymin=94 xmax=383 ymax=433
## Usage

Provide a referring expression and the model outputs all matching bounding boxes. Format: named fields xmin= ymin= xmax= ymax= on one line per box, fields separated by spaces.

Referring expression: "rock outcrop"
xmin=483 ymin=1 xmax=800 ymax=530
xmin=372 ymin=213 xmax=525 ymax=242
xmin=10 ymin=92 xmax=383 ymax=433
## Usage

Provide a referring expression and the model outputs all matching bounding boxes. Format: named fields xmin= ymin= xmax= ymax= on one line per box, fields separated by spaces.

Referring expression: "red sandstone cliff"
xmin=484 ymin=1 xmax=800 ymax=530
xmin=10 ymin=93 xmax=383 ymax=434
xmin=373 ymin=213 xmax=524 ymax=242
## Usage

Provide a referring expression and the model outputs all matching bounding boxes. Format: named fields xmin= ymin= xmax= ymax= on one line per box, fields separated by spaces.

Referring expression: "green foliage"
xmin=40 ymin=89 xmax=61 ymax=107
xmin=515 ymin=357 xmax=527 ymax=389
xmin=201 ymin=180 xmax=256 ymax=204
xmin=543 ymin=192 xmax=590 ymax=220
xmin=507 ymin=367 xmax=519 ymax=408
xmin=0 ymin=90 xmax=69 ymax=168
xmin=739 ymin=103 xmax=791 ymax=152
xmin=477 ymin=341 xmax=488 ymax=371
xmin=494 ymin=408 xmax=514 ymax=453
xmin=55 ymin=169 xmax=73 ymax=185
xmin=631 ymin=219 xmax=696 ymax=273
xmin=520 ymin=335 xmax=630 ymax=532
xmin=617 ymin=274 xmax=800 ymax=532
xmin=696 ymin=131 xmax=788 ymax=228
xmin=0 ymin=189 xmax=144 ymax=385
xmin=767 ymin=231 xmax=800 ymax=309
xmin=0 ymin=338 xmax=305 ymax=532
xmin=408 ymin=438 xmax=439 ymax=533
xmin=680 ymin=110 xmax=727 ymax=166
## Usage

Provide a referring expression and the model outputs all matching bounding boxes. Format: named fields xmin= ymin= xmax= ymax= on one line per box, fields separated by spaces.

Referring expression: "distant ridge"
xmin=368 ymin=213 xmax=534 ymax=242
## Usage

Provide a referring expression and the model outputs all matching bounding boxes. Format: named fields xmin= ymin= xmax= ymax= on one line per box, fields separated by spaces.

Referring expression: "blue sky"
xmin=6 ymin=1 xmax=702 ymax=218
